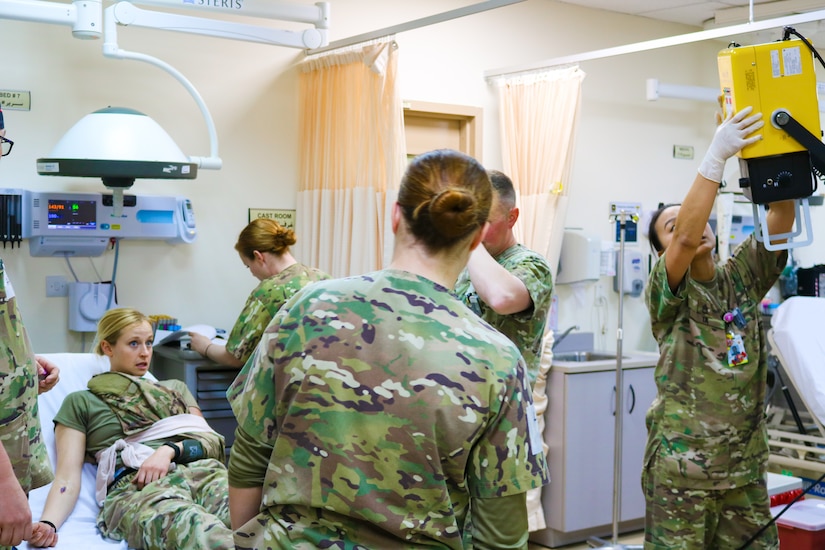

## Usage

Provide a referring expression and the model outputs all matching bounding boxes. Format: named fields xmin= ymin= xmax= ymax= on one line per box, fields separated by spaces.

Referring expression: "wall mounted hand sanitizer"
xmin=613 ymin=249 xmax=646 ymax=297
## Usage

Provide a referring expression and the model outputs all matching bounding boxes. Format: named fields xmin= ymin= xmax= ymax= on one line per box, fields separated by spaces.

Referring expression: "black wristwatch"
xmin=162 ymin=441 xmax=182 ymax=462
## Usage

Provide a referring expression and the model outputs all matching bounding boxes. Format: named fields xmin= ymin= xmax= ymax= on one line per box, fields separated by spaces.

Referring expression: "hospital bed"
xmin=26 ymin=353 xmax=139 ymax=550
xmin=766 ymin=296 xmax=825 ymax=474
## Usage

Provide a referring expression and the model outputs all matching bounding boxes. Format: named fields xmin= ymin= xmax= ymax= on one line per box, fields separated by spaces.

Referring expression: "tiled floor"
xmin=529 ymin=530 xmax=645 ymax=549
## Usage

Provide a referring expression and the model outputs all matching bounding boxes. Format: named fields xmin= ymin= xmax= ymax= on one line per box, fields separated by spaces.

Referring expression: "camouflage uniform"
xmin=228 ymin=268 xmax=549 ymax=549
xmin=456 ymin=244 xmax=553 ymax=535
xmin=0 ymin=258 xmax=52 ymax=494
xmin=225 ymin=263 xmax=329 ymax=364
xmin=55 ymin=373 xmax=232 ymax=550
xmin=643 ymin=234 xmax=786 ymax=549
xmin=454 ymin=243 xmax=553 ymax=383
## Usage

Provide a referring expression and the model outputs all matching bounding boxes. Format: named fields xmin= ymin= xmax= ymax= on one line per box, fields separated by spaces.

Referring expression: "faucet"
xmin=552 ymin=325 xmax=580 ymax=351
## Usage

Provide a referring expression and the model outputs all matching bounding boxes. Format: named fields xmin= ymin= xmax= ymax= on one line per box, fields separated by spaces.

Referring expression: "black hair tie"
xmin=39 ymin=520 xmax=57 ymax=533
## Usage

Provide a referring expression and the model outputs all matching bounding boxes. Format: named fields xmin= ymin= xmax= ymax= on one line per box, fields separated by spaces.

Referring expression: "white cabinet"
xmin=529 ymin=354 xmax=658 ymax=548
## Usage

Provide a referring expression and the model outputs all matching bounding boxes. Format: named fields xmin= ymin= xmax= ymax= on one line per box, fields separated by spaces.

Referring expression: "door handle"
xmin=611 ymin=385 xmax=616 ymax=416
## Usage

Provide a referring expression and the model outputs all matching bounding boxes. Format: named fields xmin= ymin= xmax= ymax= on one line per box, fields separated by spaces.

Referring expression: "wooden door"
xmin=403 ymin=100 xmax=482 ymax=161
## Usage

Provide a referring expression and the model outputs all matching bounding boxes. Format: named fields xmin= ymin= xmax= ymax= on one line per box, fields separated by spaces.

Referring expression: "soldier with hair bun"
xmin=190 ymin=218 xmax=329 ymax=367
xmin=227 ymin=148 xmax=548 ymax=549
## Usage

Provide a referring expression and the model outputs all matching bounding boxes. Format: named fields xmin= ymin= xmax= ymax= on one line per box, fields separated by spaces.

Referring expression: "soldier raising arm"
xmin=642 ymin=106 xmax=794 ymax=550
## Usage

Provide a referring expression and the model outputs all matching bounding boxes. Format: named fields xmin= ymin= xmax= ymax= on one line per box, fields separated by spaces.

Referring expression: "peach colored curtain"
xmin=296 ymin=39 xmax=405 ymax=277
xmin=495 ymin=65 xmax=585 ymax=279
xmin=494 ymin=65 xmax=585 ymax=532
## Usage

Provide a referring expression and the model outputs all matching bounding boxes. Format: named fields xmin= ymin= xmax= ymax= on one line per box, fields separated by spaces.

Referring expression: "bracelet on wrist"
xmin=39 ymin=520 xmax=57 ymax=533
xmin=204 ymin=343 xmax=213 ymax=358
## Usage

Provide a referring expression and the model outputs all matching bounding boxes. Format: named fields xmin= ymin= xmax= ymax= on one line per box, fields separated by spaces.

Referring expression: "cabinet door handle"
xmin=613 ymin=385 xmax=637 ymax=415
xmin=611 ymin=386 xmax=616 ymax=416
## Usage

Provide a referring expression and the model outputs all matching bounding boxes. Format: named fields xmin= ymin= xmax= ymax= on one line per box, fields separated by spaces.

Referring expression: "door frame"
xmin=403 ymin=100 xmax=483 ymax=161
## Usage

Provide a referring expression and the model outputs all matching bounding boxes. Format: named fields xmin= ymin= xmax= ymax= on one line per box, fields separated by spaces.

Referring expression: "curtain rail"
xmin=307 ymin=0 xmax=525 ymax=56
xmin=484 ymin=8 xmax=825 ymax=79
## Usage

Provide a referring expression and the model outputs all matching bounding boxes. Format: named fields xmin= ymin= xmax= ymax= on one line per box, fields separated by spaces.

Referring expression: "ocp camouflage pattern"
xmin=0 ymin=259 xmax=52 ymax=495
xmin=643 ymin=472 xmax=778 ymax=549
xmin=228 ymin=268 xmax=548 ymax=549
xmin=99 ymin=457 xmax=232 ymax=549
xmin=226 ymin=263 xmax=329 ymax=364
xmin=644 ymin=233 xmax=787 ymax=491
xmin=88 ymin=373 xmax=226 ymax=462
xmin=454 ymin=243 xmax=553 ymax=383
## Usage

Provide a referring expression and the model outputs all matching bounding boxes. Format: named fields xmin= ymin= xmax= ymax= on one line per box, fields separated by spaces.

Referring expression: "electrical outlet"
xmin=46 ymin=275 xmax=68 ymax=298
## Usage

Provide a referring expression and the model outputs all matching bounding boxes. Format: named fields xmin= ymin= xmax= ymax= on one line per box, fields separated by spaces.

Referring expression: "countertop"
xmin=152 ymin=343 xmax=212 ymax=362
xmin=551 ymin=350 xmax=660 ymax=374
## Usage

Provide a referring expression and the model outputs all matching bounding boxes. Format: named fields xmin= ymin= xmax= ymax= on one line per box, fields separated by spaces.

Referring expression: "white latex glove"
xmin=698 ymin=105 xmax=764 ymax=183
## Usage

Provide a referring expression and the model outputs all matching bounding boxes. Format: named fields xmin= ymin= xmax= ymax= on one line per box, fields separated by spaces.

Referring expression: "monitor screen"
xmin=48 ymin=199 xmax=96 ymax=230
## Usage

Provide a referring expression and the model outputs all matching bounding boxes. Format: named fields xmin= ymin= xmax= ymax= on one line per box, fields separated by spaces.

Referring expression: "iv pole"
xmin=589 ymin=206 xmax=643 ymax=550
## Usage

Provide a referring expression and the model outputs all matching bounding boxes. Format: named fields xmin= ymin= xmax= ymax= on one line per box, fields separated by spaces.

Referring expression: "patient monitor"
xmin=0 ymin=188 xmax=197 ymax=256
xmin=717 ymin=31 xmax=824 ymax=250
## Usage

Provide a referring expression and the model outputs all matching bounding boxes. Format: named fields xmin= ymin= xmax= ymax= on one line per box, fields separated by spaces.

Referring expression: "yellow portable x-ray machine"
xmin=716 ymin=36 xmax=824 ymax=250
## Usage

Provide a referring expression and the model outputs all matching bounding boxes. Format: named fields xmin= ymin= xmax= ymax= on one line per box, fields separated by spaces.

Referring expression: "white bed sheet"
xmin=25 ymin=353 xmax=158 ymax=550
xmin=770 ymin=296 xmax=825 ymax=430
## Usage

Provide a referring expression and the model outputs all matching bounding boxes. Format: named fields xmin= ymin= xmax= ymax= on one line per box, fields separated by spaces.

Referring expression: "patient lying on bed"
xmin=28 ymin=352 xmax=128 ymax=550
xmin=27 ymin=308 xmax=232 ymax=550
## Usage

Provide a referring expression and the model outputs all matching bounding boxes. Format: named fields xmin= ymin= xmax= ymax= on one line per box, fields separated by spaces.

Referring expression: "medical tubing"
xmin=736 ymin=470 xmax=825 ymax=549
xmin=64 ymin=253 xmax=80 ymax=282
xmin=106 ymin=238 xmax=119 ymax=311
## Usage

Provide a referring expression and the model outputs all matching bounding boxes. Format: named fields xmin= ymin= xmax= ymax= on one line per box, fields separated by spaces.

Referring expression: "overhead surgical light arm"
xmin=127 ymin=0 xmax=330 ymax=34
xmin=102 ymin=3 xmax=223 ymax=171
xmin=1 ymin=0 xmax=330 ymax=174
xmin=2 ymin=0 xmax=330 ymax=219
xmin=0 ymin=0 xmax=101 ymax=39
xmin=103 ymin=1 xmax=327 ymax=169
xmin=101 ymin=1 xmax=328 ymax=171
xmin=111 ymin=1 xmax=328 ymax=49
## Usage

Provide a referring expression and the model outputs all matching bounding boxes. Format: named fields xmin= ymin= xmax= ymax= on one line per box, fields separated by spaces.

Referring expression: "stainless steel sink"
xmin=553 ymin=351 xmax=623 ymax=362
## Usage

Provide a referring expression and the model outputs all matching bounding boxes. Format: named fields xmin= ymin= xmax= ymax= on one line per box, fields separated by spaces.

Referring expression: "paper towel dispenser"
xmin=557 ymin=229 xmax=601 ymax=284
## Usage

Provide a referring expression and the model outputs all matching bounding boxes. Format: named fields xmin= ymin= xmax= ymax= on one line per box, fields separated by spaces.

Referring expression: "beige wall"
xmin=1 ymin=0 xmax=819 ymax=353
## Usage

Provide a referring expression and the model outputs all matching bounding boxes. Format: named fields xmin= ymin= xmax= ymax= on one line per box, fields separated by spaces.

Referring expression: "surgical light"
xmin=36 ymin=107 xmax=197 ymax=216
xmin=0 ymin=0 xmax=331 ymax=213
xmin=37 ymin=106 xmax=197 ymax=185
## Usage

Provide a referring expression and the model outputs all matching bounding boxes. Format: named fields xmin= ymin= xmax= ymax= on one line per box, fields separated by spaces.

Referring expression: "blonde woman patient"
xmin=189 ymin=218 xmax=330 ymax=367
xmin=29 ymin=308 xmax=232 ymax=550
